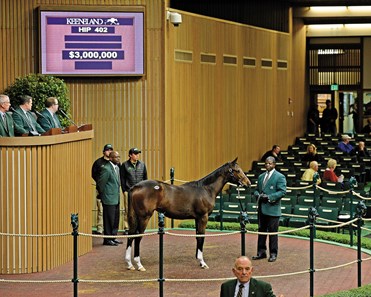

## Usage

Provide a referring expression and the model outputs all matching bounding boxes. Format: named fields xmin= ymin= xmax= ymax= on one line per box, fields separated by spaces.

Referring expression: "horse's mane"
xmin=185 ymin=162 xmax=230 ymax=187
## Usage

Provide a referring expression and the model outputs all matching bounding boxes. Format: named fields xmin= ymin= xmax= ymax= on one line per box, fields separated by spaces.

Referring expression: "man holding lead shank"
xmin=253 ymin=156 xmax=286 ymax=262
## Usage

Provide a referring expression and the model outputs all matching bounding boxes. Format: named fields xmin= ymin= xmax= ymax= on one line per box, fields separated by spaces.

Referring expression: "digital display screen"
xmin=39 ymin=8 xmax=145 ymax=76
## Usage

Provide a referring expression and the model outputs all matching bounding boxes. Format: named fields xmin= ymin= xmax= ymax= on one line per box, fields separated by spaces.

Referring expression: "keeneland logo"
xmin=66 ymin=18 xmax=120 ymax=25
xmin=106 ymin=18 xmax=119 ymax=25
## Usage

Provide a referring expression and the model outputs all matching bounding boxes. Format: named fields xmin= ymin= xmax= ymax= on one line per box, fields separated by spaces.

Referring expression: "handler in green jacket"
xmin=252 ymin=156 xmax=286 ymax=263
xmin=97 ymin=151 xmax=123 ymax=246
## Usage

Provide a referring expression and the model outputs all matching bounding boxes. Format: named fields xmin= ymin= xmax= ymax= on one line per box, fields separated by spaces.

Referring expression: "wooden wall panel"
xmin=165 ymin=12 xmax=306 ymax=184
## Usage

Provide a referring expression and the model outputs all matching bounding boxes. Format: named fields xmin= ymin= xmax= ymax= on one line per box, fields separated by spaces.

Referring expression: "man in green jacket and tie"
xmin=252 ymin=156 xmax=286 ymax=262
xmin=12 ymin=95 xmax=45 ymax=136
xmin=37 ymin=97 xmax=62 ymax=131
xmin=0 ymin=94 xmax=16 ymax=137
xmin=97 ymin=151 xmax=123 ymax=246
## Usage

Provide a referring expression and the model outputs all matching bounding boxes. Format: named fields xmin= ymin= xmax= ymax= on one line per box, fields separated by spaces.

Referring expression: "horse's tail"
xmin=127 ymin=188 xmax=138 ymax=234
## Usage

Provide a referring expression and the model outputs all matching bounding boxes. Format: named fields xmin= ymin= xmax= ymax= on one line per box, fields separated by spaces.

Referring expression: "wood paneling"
xmin=0 ymin=131 xmax=93 ymax=274
xmin=165 ymin=12 xmax=306 ymax=183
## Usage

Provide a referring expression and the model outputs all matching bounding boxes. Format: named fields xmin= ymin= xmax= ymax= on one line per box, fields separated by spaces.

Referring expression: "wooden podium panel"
xmin=0 ymin=130 xmax=94 ymax=274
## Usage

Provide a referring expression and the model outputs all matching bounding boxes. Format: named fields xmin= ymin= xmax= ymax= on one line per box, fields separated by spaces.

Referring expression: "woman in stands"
xmin=301 ymin=144 xmax=321 ymax=166
xmin=323 ymin=159 xmax=344 ymax=183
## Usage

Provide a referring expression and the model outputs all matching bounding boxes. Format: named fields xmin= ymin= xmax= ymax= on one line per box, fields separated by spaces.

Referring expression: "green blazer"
xmin=12 ymin=107 xmax=46 ymax=135
xmin=220 ymin=278 xmax=276 ymax=297
xmin=0 ymin=112 xmax=15 ymax=137
xmin=97 ymin=162 xmax=121 ymax=205
xmin=254 ymin=170 xmax=287 ymax=216
xmin=37 ymin=109 xmax=62 ymax=131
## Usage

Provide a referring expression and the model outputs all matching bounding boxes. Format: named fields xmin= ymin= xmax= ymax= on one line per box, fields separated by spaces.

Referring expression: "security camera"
xmin=167 ymin=11 xmax=182 ymax=27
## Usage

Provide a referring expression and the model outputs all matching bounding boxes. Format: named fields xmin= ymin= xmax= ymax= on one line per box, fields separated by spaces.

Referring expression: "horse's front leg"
xmin=195 ymin=216 xmax=209 ymax=269
xmin=125 ymin=237 xmax=136 ymax=270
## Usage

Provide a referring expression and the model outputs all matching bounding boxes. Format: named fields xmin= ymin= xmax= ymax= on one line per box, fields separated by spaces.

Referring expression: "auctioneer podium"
xmin=0 ymin=126 xmax=94 ymax=274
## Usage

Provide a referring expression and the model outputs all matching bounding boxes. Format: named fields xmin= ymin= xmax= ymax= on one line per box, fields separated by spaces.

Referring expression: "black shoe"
xmin=252 ymin=253 xmax=267 ymax=260
xmin=268 ymin=255 xmax=277 ymax=262
xmin=113 ymin=239 xmax=123 ymax=244
xmin=103 ymin=240 xmax=118 ymax=246
xmin=93 ymin=230 xmax=103 ymax=235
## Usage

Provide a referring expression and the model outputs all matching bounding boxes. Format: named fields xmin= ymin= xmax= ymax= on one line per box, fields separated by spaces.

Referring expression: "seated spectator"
xmin=352 ymin=141 xmax=370 ymax=161
xmin=301 ymin=144 xmax=321 ymax=165
xmin=362 ymin=119 xmax=371 ymax=134
xmin=323 ymin=159 xmax=344 ymax=183
xmin=260 ymin=144 xmax=283 ymax=162
xmin=301 ymin=161 xmax=321 ymax=184
xmin=337 ymin=134 xmax=354 ymax=155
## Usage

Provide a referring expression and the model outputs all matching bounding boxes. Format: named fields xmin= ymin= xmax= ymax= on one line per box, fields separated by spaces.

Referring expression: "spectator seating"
xmin=316 ymin=206 xmax=340 ymax=232
xmin=246 ymin=132 xmax=371 ymax=232
xmin=208 ymin=202 xmax=220 ymax=222
xmin=246 ymin=203 xmax=259 ymax=224
xmin=287 ymin=205 xmax=310 ymax=228
xmin=220 ymin=202 xmax=241 ymax=222
xmin=279 ymin=205 xmax=292 ymax=226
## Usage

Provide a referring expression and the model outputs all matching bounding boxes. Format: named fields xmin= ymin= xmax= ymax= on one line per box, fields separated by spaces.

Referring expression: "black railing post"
xmin=170 ymin=167 xmax=175 ymax=229
xmin=219 ymin=191 xmax=224 ymax=231
xmin=312 ymin=172 xmax=319 ymax=208
xmin=348 ymin=176 xmax=357 ymax=246
xmin=158 ymin=212 xmax=165 ymax=297
xmin=308 ymin=207 xmax=318 ymax=297
xmin=71 ymin=213 xmax=79 ymax=297
xmin=239 ymin=211 xmax=248 ymax=256
xmin=356 ymin=201 xmax=366 ymax=287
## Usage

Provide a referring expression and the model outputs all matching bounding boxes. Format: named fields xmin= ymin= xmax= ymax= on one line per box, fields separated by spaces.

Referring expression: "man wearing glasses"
xmin=37 ymin=97 xmax=62 ymax=131
xmin=0 ymin=94 xmax=16 ymax=137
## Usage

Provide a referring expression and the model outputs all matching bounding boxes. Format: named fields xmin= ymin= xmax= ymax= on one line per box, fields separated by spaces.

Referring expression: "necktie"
xmin=2 ymin=113 xmax=7 ymax=131
xmin=115 ymin=166 xmax=121 ymax=185
xmin=262 ymin=172 xmax=270 ymax=187
xmin=25 ymin=112 xmax=36 ymax=131
xmin=52 ymin=114 xmax=60 ymax=128
xmin=236 ymin=284 xmax=244 ymax=297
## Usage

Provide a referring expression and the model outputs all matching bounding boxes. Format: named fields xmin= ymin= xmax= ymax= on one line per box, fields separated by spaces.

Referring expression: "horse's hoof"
xmin=127 ymin=265 xmax=135 ymax=271
xmin=200 ymin=264 xmax=209 ymax=269
xmin=137 ymin=266 xmax=146 ymax=272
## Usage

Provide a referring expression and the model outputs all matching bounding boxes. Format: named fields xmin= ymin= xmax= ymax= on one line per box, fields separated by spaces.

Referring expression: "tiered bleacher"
xmin=209 ymin=133 xmax=371 ymax=231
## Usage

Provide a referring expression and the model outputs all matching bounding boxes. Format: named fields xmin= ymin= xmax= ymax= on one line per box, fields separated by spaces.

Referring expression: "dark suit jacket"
xmin=0 ymin=112 xmax=15 ymax=137
xmin=254 ymin=170 xmax=287 ymax=217
xmin=220 ymin=278 xmax=276 ymax=297
xmin=37 ymin=109 xmax=62 ymax=131
xmin=97 ymin=162 xmax=121 ymax=205
xmin=12 ymin=107 xmax=46 ymax=135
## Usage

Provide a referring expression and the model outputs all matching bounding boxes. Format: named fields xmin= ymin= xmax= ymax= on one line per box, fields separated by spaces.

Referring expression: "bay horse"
xmin=125 ymin=157 xmax=250 ymax=271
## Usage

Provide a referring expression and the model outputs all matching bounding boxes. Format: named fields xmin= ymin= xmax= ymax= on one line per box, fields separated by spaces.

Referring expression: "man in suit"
xmin=12 ymin=95 xmax=46 ymax=136
xmin=0 ymin=94 xmax=16 ymax=137
xmin=97 ymin=151 xmax=123 ymax=246
xmin=91 ymin=144 xmax=114 ymax=235
xmin=37 ymin=97 xmax=62 ymax=131
xmin=253 ymin=156 xmax=286 ymax=262
xmin=220 ymin=256 xmax=283 ymax=297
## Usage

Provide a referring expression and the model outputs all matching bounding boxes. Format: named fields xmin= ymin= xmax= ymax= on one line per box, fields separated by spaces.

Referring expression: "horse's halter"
xmin=228 ymin=164 xmax=246 ymax=186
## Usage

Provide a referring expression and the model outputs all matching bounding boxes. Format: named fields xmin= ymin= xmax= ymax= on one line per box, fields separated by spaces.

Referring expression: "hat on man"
xmin=341 ymin=135 xmax=351 ymax=141
xmin=103 ymin=144 xmax=113 ymax=152
xmin=129 ymin=147 xmax=141 ymax=155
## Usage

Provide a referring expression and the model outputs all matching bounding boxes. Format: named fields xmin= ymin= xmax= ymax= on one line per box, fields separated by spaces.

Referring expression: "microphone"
xmin=34 ymin=110 xmax=46 ymax=118
xmin=10 ymin=106 xmax=16 ymax=112
xmin=59 ymin=108 xmax=77 ymax=126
